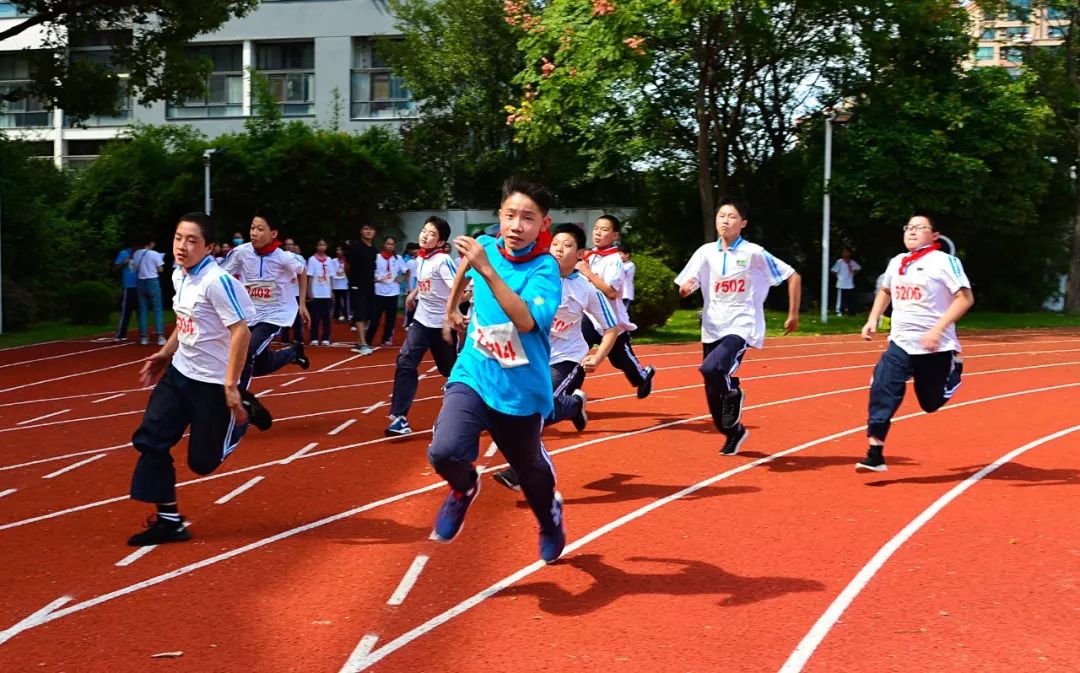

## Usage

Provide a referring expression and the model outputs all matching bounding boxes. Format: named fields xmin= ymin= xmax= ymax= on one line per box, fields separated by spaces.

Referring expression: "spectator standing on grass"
xmin=831 ymin=247 xmax=862 ymax=316
xmin=347 ymin=224 xmax=378 ymax=355
xmin=134 ymin=237 xmax=167 ymax=346
xmin=307 ymin=239 xmax=334 ymax=345
xmin=113 ymin=241 xmax=140 ymax=341
xmin=368 ymin=235 xmax=406 ymax=347
xmin=856 ymin=214 xmax=973 ymax=474
xmin=332 ymin=244 xmax=350 ymax=323
xmin=620 ymin=244 xmax=636 ymax=311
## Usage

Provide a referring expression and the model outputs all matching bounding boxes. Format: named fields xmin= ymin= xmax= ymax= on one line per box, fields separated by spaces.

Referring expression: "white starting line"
xmin=340 ymin=635 xmax=380 ymax=673
xmin=328 ymin=419 xmax=357 ymax=436
xmin=214 ymin=476 xmax=265 ymax=505
xmin=386 ymin=555 xmax=430 ymax=606
xmin=280 ymin=377 xmax=306 ymax=388
xmin=362 ymin=401 xmax=388 ymax=415
xmin=41 ymin=454 xmax=106 ymax=479
xmin=0 ymin=488 xmax=16 ymax=499
xmin=91 ymin=394 xmax=125 ymax=405
xmin=17 ymin=409 xmax=71 ymax=426
xmin=115 ymin=545 xmax=158 ymax=567
xmin=280 ymin=443 xmax=319 ymax=466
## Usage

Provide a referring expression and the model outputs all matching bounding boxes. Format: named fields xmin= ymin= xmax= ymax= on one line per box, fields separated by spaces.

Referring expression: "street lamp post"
xmin=203 ymin=148 xmax=222 ymax=215
xmin=820 ymin=111 xmax=852 ymax=324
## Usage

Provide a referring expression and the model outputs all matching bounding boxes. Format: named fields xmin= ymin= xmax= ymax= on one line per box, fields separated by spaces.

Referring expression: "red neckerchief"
xmin=254 ymin=240 xmax=281 ymax=256
xmin=899 ymin=242 xmax=940 ymax=275
xmin=583 ymin=245 xmax=620 ymax=262
xmin=496 ymin=229 xmax=552 ymax=263
xmin=417 ymin=246 xmax=440 ymax=259
xmin=380 ymin=250 xmax=394 ymax=261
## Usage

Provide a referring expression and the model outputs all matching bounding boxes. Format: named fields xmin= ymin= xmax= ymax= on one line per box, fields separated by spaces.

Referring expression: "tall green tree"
xmin=0 ymin=1 xmax=257 ymax=120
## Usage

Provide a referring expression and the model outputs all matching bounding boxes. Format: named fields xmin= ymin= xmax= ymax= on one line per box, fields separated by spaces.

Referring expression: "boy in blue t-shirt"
xmin=429 ymin=176 xmax=566 ymax=564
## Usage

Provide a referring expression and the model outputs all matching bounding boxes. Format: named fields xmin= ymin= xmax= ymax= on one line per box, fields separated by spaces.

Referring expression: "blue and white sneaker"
xmin=539 ymin=491 xmax=566 ymax=564
xmin=432 ymin=481 xmax=480 ymax=542
xmin=385 ymin=415 xmax=412 ymax=437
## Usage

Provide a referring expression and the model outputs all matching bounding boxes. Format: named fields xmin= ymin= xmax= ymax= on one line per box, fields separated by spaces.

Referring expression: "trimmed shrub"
xmin=65 ymin=280 xmax=115 ymax=325
xmin=1 ymin=279 xmax=38 ymax=331
xmin=628 ymin=253 xmax=679 ymax=330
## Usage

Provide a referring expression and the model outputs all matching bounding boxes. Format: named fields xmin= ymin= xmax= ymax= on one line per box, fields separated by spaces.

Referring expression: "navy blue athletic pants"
xmin=868 ymin=341 xmax=962 ymax=441
xmin=701 ymin=335 xmax=749 ymax=434
xmin=389 ymin=324 xmax=458 ymax=418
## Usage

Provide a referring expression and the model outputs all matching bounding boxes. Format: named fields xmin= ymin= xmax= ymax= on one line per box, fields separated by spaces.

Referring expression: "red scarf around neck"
xmin=314 ymin=252 xmax=329 ymax=263
xmin=899 ymin=242 xmax=940 ymax=275
xmin=496 ymin=229 xmax=552 ymax=263
xmin=584 ymin=245 xmax=620 ymax=262
xmin=254 ymin=240 xmax=281 ymax=256
xmin=417 ymin=246 xmax=441 ymax=259
xmin=380 ymin=250 xmax=394 ymax=261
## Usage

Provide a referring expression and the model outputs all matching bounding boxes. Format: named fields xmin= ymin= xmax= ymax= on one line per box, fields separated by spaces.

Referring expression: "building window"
xmin=1005 ymin=26 xmax=1029 ymax=40
xmin=1047 ymin=25 xmax=1066 ymax=39
xmin=256 ymin=41 xmax=315 ymax=116
xmin=1005 ymin=0 xmax=1031 ymax=22
xmin=1002 ymin=47 xmax=1024 ymax=63
xmin=350 ymin=38 xmax=416 ymax=120
xmin=0 ymin=2 xmax=31 ymax=18
xmin=168 ymin=45 xmax=243 ymax=119
xmin=0 ymin=54 xmax=49 ymax=129
xmin=975 ymin=46 xmax=995 ymax=61
xmin=980 ymin=28 xmax=997 ymax=40
xmin=67 ymin=29 xmax=133 ymax=127
xmin=1047 ymin=7 xmax=1068 ymax=20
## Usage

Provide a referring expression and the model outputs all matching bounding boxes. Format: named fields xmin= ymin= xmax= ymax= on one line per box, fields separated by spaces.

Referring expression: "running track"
xmin=0 ymin=327 xmax=1077 ymax=672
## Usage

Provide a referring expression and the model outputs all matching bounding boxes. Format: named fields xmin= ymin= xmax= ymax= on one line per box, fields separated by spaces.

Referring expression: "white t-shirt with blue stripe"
xmin=882 ymin=249 xmax=970 ymax=355
xmin=171 ymin=257 xmax=255 ymax=385
xmin=550 ymin=271 xmax=617 ymax=365
xmin=674 ymin=236 xmax=795 ymax=348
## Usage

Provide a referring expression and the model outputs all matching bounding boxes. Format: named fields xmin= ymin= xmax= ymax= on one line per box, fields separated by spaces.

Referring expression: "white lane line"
xmin=340 ymin=635 xmax=380 ymax=673
xmin=0 ymin=341 xmax=130 ymax=370
xmin=426 ymin=366 xmax=438 ymax=373
xmin=0 ymin=442 xmax=132 ymax=472
xmin=779 ymin=424 xmax=1080 ymax=673
xmin=0 ymin=385 xmax=148 ymax=410
xmin=280 ymin=440 xmax=317 ymax=466
xmin=0 ymin=488 xmax=16 ymax=498
xmin=2 ymin=381 xmax=1075 ymax=644
xmin=0 ymin=359 xmax=143 ymax=395
xmin=387 ymin=555 xmax=430 ymax=606
xmin=255 ymin=388 xmax=275 ymax=397
xmin=16 ymin=409 xmax=71 ymax=426
xmin=91 ymin=393 xmax=125 ymax=405
xmin=115 ymin=545 xmax=158 ymax=567
xmin=362 ymin=401 xmax=387 ymax=415
xmin=214 ymin=476 xmax=265 ymax=505
xmin=318 ymin=353 xmax=364 ymax=372
xmin=328 ymin=419 xmax=357 ymax=436
xmin=41 ymin=454 xmax=106 ymax=479
xmin=0 ymin=596 xmax=73 ymax=645
xmin=483 ymin=443 xmax=498 ymax=458
xmin=280 ymin=377 xmax=306 ymax=388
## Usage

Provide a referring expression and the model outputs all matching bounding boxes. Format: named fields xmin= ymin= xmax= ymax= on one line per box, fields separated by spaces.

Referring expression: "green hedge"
xmin=65 ymin=281 xmax=115 ymax=325
xmin=628 ymin=254 xmax=679 ymax=330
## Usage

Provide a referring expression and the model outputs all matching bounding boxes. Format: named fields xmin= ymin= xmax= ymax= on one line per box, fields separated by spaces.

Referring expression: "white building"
xmin=0 ymin=0 xmax=416 ymax=167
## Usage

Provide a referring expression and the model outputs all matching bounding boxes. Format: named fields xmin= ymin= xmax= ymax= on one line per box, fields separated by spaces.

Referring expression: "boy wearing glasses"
xmin=858 ymin=214 xmax=974 ymax=472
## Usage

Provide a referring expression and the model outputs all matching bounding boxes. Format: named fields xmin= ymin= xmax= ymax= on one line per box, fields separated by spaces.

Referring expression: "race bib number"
xmin=417 ymin=279 xmax=432 ymax=294
xmin=245 ymin=280 xmax=277 ymax=304
xmin=175 ymin=308 xmax=198 ymax=346
xmin=713 ymin=278 xmax=747 ymax=294
xmin=471 ymin=319 xmax=530 ymax=368
xmin=893 ymin=283 xmax=925 ymax=302
xmin=550 ymin=310 xmax=578 ymax=340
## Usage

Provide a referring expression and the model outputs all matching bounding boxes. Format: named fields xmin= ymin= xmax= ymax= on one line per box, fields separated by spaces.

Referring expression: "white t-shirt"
xmin=404 ymin=256 xmax=419 ymax=292
xmin=171 ymin=256 xmax=255 ymax=385
xmin=674 ymin=236 xmax=795 ymax=349
xmin=413 ymin=251 xmax=457 ymax=329
xmin=135 ymin=249 xmax=165 ymax=280
xmin=222 ymin=243 xmax=305 ymax=327
xmin=374 ymin=254 xmax=406 ymax=297
xmin=330 ymin=257 xmax=349 ymax=290
xmin=550 ymin=272 xmax=617 ymax=365
xmin=622 ymin=260 xmax=636 ymax=301
xmin=883 ymin=248 xmax=970 ymax=355
xmin=831 ymin=258 xmax=862 ymax=289
xmin=306 ymin=255 xmax=334 ymax=299
xmin=585 ymin=249 xmax=636 ymax=332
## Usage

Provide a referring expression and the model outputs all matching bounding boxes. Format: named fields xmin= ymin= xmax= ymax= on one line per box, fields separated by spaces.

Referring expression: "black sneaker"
xmin=720 ymin=426 xmax=749 ymax=455
xmin=240 ymin=389 xmax=273 ymax=431
xmin=127 ymin=515 xmax=191 ymax=546
xmin=721 ymin=388 xmax=744 ymax=430
xmin=571 ymin=389 xmax=588 ymax=432
xmin=293 ymin=341 xmax=310 ymax=370
xmin=492 ymin=467 xmax=521 ymax=491
xmin=856 ymin=447 xmax=887 ymax=472
xmin=637 ymin=366 xmax=656 ymax=399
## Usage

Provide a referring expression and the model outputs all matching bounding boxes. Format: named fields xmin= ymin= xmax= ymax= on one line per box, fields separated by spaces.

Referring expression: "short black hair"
xmin=597 ymin=214 xmax=621 ymax=232
xmin=405 ymin=242 xmax=420 ymax=252
xmin=619 ymin=243 xmax=632 ymax=255
xmin=716 ymin=196 xmax=750 ymax=221
xmin=253 ymin=206 xmax=282 ymax=233
xmin=501 ymin=176 xmax=554 ymax=216
xmin=911 ymin=212 xmax=938 ymax=231
xmin=423 ymin=215 xmax=452 ymax=243
xmin=552 ymin=223 xmax=586 ymax=250
xmin=178 ymin=212 xmax=215 ymax=244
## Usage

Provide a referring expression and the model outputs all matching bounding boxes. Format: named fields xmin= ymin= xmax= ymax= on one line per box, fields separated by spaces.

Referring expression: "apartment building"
xmin=0 ymin=0 xmax=417 ymax=167
xmin=968 ymin=0 xmax=1070 ymax=73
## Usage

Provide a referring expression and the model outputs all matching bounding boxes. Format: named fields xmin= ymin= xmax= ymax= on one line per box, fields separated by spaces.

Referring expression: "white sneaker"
xmin=156 ymin=336 xmax=166 ymax=346
xmin=310 ymin=340 xmax=318 ymax=346
xmin=349 ymin=325 xmax=358 ymax=332
xmin=320 ymin=340 xmax=331 ymax=346
xmin=139 ymin=337 xmax=149 ymax=346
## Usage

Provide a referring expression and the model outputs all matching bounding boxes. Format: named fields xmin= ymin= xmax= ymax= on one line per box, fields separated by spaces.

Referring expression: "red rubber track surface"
xmin=0 ymin=325 xmax=1078 ymax=672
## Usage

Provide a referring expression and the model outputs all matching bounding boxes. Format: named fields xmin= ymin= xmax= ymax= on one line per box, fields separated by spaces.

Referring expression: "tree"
xmin=0 ymin=1 xmax=258 ymax=120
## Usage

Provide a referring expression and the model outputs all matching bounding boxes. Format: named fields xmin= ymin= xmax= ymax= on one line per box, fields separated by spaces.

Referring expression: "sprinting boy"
xmin=428 ymin=176 xmax=566 ymax=564
xmin=385 ymin=217 xmax=458 ymax=436
xmin=576 ymin=215 xmax=656 ymax=398
xmin=857 ymin=214 xmax=973 ymax=473
xmin=674 ymin=196 xmax=801 ymax=455
xmin=222 ymin=208 xmax=311 ymax=429
xmin=128 ymin=213 xmax=255 ymax=545
xmin=491 ymin=223 xmax=619 ymax=491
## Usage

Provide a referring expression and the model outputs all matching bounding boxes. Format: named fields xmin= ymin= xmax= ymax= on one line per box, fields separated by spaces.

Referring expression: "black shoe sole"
xmin=127 ymin=524 xmax=192 ymax=546
xmin=241 ymin=390 xmax=273 ymax=431
xmin=492 ymin=471 xmax=521 ymax=491
xmin=637 ymin=367 xmax=655 ymax=399
xmin=855 ymin=462 xmax=888 ymax=473
xmin=720 ymin=428 xmax=749 ymax=455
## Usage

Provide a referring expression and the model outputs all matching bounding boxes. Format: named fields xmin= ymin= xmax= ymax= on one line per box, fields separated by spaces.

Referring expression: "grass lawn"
xmin=635 ymin=309 xmax=1080 ymax=344
xmin=0 ymin=311 xmax=176 ymax=349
